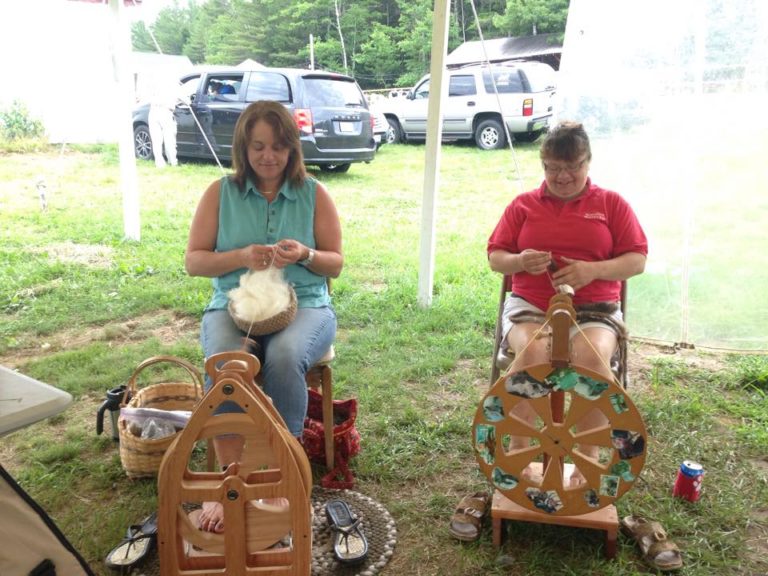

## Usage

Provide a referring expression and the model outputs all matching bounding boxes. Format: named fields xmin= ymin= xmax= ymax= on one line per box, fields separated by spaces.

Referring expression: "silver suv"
xmin=382 ymin=61 xmax=556 ymax=149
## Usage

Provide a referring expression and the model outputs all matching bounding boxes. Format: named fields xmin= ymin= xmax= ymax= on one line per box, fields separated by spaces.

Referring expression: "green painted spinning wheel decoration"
xmin=472 ymin=290 xmax=647 ymax=517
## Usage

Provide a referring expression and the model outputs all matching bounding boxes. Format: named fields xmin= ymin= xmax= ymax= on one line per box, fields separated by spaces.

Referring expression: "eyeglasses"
xmin=542 ymin=157 xmax=589 ymax=175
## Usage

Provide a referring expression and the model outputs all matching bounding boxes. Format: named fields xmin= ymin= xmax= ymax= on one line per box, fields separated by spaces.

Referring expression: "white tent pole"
xmin=417 ymin=0 xmax=451 ymax=307
xmin=109 ymin=0 xmax=141 ymax=241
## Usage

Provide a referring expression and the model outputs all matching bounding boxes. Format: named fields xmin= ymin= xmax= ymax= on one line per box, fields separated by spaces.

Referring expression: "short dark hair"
xmin=540 ymin=121 xmax=592 ymax=163
xmin=231 ymin=100 xmax=306 ymax=189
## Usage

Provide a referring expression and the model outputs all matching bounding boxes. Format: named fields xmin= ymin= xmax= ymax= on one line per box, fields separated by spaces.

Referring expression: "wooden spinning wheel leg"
xmin=605 ymin=526 xmax=617 ymax=559
xmin=492 ymin=515 xmax=504 ymax=547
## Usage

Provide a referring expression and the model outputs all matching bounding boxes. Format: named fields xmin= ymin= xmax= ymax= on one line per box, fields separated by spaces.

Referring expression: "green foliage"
xmin=131 ymin=0 xmax=568 ymax=88
xmin=728 ymin=354 xmax=768 ymax=391
xmin=312 ymin=36 xmax=346 ymax=73
xmin=153 ymin=5 xmax=193 ymax=54
xmin=0 ymin=100 xmax=45 ymax=142
xmin=182 ymin=0 xmax=230 ymax=63
xmin=493 ymin=0 xmax=570 ymax=38
xmin=130 ymin=20 xmax=155 ymax=52
xmin=355 ymin=24 xmax=402 ymax=87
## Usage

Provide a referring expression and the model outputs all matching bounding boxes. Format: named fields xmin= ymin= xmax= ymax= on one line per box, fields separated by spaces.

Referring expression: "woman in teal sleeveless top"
xmin=185 ymin=101 xmax=343 ymax=534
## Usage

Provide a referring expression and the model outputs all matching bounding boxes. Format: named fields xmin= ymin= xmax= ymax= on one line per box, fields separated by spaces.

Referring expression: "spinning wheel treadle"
xmin=472 ymin=290 xmax=647 ymax=518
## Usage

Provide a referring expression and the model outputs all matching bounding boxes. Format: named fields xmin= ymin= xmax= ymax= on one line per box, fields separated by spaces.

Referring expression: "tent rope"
xmin=467 ymin=0 xmax=524 ymax=195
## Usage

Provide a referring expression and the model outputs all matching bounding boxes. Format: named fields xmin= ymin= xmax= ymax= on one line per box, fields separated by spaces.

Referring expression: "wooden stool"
xmin=304 ymin=346 xmax=335 ymax=470
xmin=491 ymin=465 xmax=618 ymax=558
xmin=158 ymin=352 xmax=312 ymax=576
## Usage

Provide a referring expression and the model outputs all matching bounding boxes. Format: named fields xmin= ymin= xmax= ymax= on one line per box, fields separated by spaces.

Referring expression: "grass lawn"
xmin=0 ymin=142 xmax=767 ymax=575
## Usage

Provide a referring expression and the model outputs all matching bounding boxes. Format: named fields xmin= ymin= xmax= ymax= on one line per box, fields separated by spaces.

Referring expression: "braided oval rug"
xmin=133 ymin=487 xmax=397 ymax=576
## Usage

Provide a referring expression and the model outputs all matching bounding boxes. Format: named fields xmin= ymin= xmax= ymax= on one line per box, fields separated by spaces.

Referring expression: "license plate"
xmin=338 ymin=121 xmax=356 ymax=133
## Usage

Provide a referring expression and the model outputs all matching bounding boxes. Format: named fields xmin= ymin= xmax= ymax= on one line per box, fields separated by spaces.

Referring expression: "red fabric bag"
xmin=302 ymin=389 xmax=361 ymax=489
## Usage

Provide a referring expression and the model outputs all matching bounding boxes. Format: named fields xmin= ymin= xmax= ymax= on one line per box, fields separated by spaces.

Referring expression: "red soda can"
xmin=672 ymin=460 xmax=704 ymax=502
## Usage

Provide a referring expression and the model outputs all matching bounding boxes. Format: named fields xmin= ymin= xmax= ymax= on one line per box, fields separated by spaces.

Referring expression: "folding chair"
xmin=490 ymin=276 xmax=629 ymax=388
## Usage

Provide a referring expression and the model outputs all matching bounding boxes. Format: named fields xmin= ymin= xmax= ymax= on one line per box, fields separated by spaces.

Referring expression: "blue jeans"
xmin=201 ymin=306 xmax=336 ymax=436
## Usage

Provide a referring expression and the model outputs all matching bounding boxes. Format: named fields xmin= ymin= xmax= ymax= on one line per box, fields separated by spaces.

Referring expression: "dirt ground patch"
xmin=28 ymin=241 xmax=114 ymax=268
xmin=0 ymin=311 xmax=199 ymax=369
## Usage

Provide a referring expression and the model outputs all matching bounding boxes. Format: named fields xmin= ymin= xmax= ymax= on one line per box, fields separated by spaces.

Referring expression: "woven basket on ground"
xmin=228 ymin=286 xmax=297 ymax=336
xmin=118 ymin=355 xmax=202 ymax=479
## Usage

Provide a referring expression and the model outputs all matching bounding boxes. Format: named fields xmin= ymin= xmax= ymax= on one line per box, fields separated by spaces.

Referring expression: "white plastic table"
xmin=0 ymin=365 xmax=72 ymax=437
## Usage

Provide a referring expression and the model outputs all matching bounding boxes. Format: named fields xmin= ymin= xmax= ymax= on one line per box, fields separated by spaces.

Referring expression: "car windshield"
xmin=305 ymin=78 xmax=366 ymax=108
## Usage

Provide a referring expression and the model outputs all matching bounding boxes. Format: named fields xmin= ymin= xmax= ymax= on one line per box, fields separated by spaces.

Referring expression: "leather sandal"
xmin=449 ymin=491 xmax=490 ymax=542
xmin=105 ymin=512 xmax=158 ymax=572
xmin=325 ymin=499 xmax=369 ymax=564
xmin=621 ymin=515 xmax=683 ymax=571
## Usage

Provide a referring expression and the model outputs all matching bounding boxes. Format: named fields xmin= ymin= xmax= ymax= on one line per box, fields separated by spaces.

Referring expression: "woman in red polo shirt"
xmin=489 ymin=120 xmax=647 ymax=379
xmin=487 ymin=120 xmax=647 ymax=480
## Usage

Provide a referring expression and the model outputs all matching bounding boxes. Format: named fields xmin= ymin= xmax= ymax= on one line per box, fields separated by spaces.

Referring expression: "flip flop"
xmin=105 ymin=512 xmax=158 ymax=572
xmin=325 ymin=499 xmax=368 ymax=565
xmin=621 ymin=515 xmax=683 ymax=572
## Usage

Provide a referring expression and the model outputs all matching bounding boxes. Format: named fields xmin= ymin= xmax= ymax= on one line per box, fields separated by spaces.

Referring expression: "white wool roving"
xmin=228 ymin=267 xmax=293 ymax=322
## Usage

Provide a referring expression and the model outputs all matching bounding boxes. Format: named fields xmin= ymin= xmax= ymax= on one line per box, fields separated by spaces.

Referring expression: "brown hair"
xmin=231 ymin=100 xmax=306 ymax=188
xmin=539 ymin=121 xmax=592 ymax=163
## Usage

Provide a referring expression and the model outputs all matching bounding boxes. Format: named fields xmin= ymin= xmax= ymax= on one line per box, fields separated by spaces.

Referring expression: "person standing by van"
xmin=148 ymin=74 xmax=180 ymax=168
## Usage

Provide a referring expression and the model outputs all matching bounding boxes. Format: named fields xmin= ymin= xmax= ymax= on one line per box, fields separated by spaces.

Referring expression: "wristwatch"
xmin=298 ymin=248 xmax=315 ymax=267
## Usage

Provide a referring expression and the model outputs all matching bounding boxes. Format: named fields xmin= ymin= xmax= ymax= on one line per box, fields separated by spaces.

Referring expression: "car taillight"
xmin=293 ymin=109 xmax=313 ymax=135
xmin=522 ymin=98 xmax=533 ymax=117
xmin=370 ymin=116 xmax=375 ymax=132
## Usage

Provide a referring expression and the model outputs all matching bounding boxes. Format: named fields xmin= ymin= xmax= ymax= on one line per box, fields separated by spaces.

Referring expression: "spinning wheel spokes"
xmin=474 ymin=368 xmax=647 ymax=515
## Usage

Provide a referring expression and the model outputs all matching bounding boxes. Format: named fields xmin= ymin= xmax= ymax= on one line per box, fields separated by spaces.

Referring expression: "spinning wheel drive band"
xmin=473 ymin=289 xmax=647 ymax=517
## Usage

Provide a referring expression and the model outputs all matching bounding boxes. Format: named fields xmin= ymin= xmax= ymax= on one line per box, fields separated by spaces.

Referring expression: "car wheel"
xmin=386 ymin=118 xmax=402 ymax=144
xmin=319 ymin=163 xmax=351 ymax=173
xmin=514 ymin=129 xmax=544 ymax=143
xmin=133 ymin=124 xmax=153 ymax=161
xmin=474 ymin=118 xmax=506 ymax=150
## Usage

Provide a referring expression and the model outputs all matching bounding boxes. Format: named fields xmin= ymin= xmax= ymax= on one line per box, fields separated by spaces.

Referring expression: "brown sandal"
xmin=449 ymin=491 xmax=490 ymax=542
xmin=621 ymin=515 xmax=683 ymax=571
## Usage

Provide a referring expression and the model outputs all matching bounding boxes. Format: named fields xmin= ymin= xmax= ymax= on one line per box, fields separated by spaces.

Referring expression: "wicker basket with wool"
xmin=228 ymin=285 xmax=297 ymax=336
xmin=117 ymin=355 xmax=202 ymax=479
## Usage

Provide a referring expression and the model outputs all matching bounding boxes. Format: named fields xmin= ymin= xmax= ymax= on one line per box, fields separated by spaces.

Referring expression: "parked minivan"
xmin=133 ymin=67 xmax=376 ymax=173
xmin=381 ymin=61 xmax=556 ymax=149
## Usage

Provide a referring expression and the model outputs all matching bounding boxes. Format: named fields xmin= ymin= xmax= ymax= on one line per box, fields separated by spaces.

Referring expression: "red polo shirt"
xmin=487 ymin=179 xmax=648 ymax=310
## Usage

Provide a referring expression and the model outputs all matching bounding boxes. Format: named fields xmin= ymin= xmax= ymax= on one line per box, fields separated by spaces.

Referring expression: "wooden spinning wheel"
xmin=157 ymin=352 xmax=312 ymax=576
xmin=473 ymin=288 xmax=647 ymax=524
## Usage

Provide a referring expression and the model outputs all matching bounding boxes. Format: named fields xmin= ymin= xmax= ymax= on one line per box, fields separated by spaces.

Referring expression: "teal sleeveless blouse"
xmin=205 ymin=175 xmax=330 ymax=311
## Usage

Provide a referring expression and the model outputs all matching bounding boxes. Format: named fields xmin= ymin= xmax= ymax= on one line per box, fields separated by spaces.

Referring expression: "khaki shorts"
xmin=501 ymin=295 xmax=623 ymax=352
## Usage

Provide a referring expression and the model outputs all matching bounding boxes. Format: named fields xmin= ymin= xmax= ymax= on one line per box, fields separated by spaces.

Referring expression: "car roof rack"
xmin=452 ymin=60 xmax=527 ymax=71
